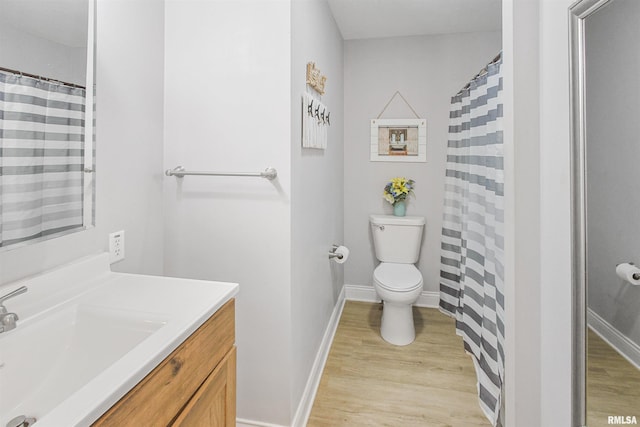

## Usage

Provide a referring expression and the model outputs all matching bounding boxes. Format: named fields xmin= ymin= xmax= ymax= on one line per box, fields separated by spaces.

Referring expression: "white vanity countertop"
xmin=0 ymin=253 xmax=239 ymax=427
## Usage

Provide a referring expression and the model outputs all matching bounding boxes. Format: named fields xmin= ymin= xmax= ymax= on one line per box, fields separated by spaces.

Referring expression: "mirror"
xmin=571 ymin=0 xmax=640 ymax=425
xmin=0 ymin=0 xmax=95 ymax=250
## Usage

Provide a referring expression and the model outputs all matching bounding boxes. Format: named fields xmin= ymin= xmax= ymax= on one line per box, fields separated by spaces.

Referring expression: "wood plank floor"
xmin=587 ymin=329 xmax=640 ymax=427
xmin=308 ymin=301 xmax=491 ymax=427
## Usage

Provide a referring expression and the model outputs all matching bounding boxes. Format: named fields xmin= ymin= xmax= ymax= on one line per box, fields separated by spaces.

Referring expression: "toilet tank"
xmin=370 ymin=215 xmax=425 ymax=263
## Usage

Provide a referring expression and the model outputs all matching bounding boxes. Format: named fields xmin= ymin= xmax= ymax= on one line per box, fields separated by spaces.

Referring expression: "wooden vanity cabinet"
xmin=172 ymin=346 xmax=236 ymax=426
xmin=93 ymin=299 xmax=236 ymax=427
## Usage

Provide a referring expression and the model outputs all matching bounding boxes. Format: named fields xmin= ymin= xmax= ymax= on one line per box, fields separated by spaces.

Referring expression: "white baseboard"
xmin=587 ymin=308 xmax=640 ymax=370
xmin=416 ymin=290 xmax=440 ymax=308
xmin=344 ymin=283 xmax=439 ymax=308
xmin=290 ymin=286 xmax=346 ymax=427
xmin=344 ymin=283 xmax=380 ymax=302
xmin=236 ymin=419 xmax=287 ymax=427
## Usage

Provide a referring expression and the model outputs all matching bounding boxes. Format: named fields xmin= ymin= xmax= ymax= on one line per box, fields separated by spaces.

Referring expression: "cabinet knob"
xmin=170 ymin=358 xmax=184 ymax=376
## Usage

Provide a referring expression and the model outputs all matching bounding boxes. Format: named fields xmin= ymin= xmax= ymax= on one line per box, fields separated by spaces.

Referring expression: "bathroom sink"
xmin=0 ymin=304 xmax=166 ymax=424
xmin=0 ymin=254 xmax=238 ymax=427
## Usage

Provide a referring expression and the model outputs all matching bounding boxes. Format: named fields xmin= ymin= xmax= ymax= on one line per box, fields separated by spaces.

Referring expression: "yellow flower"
xmin=383 ymin=177 xmax=415 ymax=205
xmin=391 ymin=177 xmax=405 ymax=186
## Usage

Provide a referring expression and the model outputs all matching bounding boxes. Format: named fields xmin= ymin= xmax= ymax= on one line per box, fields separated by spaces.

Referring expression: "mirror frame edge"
xmin=569 ymin=0 xmax=613 ymax=426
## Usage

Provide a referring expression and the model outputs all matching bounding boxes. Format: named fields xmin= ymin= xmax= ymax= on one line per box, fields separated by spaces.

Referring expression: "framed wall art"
xmin=370 ymin=119 xmax=426 ymax=162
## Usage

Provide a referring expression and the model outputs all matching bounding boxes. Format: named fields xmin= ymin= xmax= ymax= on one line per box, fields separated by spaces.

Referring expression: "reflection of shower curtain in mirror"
xmin=0 ymin=70 xmax=85 ymax=248
xmin=439 ymin=56 xmax=504 ymax=426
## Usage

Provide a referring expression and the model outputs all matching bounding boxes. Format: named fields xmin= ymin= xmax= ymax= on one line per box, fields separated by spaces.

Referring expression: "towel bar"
xmin=165 ymin=166 xmax=277 ymax=180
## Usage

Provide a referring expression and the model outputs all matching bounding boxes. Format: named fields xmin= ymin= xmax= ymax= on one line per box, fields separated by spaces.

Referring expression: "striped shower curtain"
xmin=439 ymin=57 xmax=504 ymax=426
xmin=0 ymin=70 xmax=86 ymax=248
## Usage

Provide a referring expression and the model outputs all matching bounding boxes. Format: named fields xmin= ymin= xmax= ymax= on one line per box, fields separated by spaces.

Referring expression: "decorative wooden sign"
xmin=370 ymin=118 xmax=427 ymax=162
xmin=306 ymin=62 xmax=326 ymax=95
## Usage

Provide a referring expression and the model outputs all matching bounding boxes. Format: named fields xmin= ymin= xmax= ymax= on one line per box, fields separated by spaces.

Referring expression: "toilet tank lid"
xmin=369 ymin=214 xmax=425 ymax=226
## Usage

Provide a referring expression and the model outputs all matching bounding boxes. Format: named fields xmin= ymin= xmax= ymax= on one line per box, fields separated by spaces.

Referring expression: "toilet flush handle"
xmin=378 ymin=225 xmax=385 ymax=231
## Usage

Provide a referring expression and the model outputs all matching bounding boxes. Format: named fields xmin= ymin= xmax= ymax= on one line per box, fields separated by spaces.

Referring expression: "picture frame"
xmin=370 ymin=118 xmax=427 ymax=162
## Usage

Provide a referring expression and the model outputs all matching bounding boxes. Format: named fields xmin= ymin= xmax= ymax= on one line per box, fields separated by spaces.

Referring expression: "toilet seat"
xmin=373 ymin=263 xmax=423 ymax=292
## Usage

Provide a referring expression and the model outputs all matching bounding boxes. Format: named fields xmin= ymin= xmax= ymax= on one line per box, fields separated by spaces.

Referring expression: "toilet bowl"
xmin=370 ymin=214 xmax=425 ymax=346
xmin=373 ymin=262 xmax=423 ymax=345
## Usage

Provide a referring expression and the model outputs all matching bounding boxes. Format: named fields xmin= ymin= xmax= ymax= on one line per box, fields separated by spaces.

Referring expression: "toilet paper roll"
xmin=333 ymin=245 xmax=350 ymax=264
xmin=615 ymin=263 xmax=640 ymax=286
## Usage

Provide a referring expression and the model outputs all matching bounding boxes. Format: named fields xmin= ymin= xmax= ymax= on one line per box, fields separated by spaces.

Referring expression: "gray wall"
xmin=291 ymin=0 xmax=344 ymax=419
xmin=343 ymin=32 xmax=502 ymax=292
xmin=586 ymin=0 xmax=640 ymax=346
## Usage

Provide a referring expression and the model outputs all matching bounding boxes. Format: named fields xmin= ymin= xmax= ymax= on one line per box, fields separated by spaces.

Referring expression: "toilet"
xmin=370 ymin=214 xmax=425 ymax=346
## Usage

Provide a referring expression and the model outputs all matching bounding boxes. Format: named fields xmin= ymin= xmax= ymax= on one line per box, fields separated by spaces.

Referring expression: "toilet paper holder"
xmin=618 ymin=262 xmax=640 ymax=280
xmin=328 ymin=244 xmax=343 ymax=259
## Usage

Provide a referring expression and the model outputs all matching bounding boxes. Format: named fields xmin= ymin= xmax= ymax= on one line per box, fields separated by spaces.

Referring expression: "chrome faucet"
xmin=0 ymin=286 xmax=27 ymax=334
xmin=6 ymin=415 xmax=36 ymax=427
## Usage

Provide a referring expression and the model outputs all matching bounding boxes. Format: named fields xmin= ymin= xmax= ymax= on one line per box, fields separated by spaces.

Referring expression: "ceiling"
xmin=0 ymin=0 xmax=88 ymax=47
xmin=327 ymin=0 xmax=502 ymax=40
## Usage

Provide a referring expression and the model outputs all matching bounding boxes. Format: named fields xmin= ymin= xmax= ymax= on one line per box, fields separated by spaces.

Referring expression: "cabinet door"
xmin=172 ymin=346 xmax=236 ymax=427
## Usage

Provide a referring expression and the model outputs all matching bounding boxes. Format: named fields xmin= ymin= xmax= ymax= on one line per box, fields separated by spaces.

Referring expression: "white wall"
xmin=585 ymin=0 xmax=640 ymax=348
xmin=503 ymin=0 xmax=543 ymax=425
xmin=343 ymin=32 xmax=502 ymax=293
xmin=0 ymin=0 xmax=165 ymax=287
xmin=502 ymin=0 xmax=574 ymax=425
xmin=538 ymin=0 xmax=574 ymax=425
xmin=290 ymin=0 xmax=344 ymax=420
xmin=95 ymin=0 xmax=165 ymax=277
xmin=163 ymin=0 xmax=293 ymax=424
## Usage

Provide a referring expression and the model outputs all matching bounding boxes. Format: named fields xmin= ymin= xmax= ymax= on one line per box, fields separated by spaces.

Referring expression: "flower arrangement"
xmin=383 ymin=177 xmax=415 ymax=205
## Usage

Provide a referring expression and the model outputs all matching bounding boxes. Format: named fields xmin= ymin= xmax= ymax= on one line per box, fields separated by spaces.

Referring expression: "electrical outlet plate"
xmin=109 ymin=230 xmax=125 ymax=263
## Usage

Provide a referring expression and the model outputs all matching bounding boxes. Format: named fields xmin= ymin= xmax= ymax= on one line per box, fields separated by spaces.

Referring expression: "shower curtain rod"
xmin=457 ymin=51 xmax=502 ymax=95
xmin=0 ymin=66 xmax=86 ymax=89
